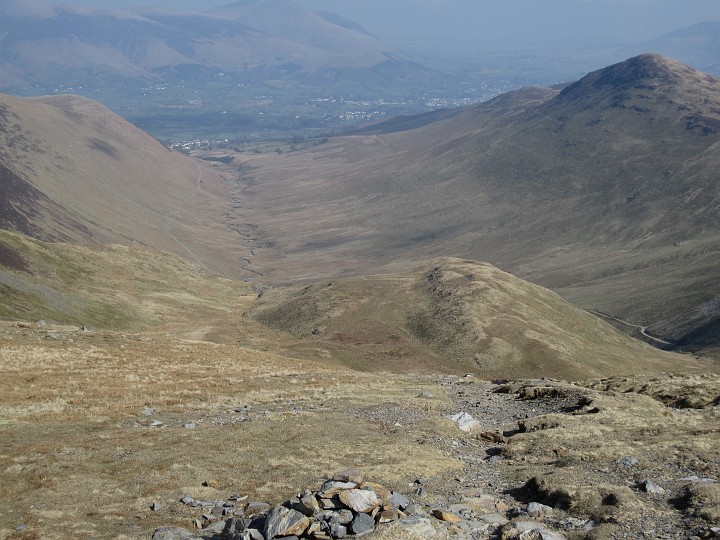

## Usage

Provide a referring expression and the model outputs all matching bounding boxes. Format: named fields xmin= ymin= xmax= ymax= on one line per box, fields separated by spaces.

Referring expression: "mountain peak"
xmin=593 ymin=53 xmax=688 ymax=85
xmin=556 ymin=54 xmax=719 ymax=106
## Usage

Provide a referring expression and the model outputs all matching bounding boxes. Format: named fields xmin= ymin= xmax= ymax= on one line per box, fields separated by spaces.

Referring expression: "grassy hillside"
xmin=0 ymin=228 xmax=700 ymax=379
xmin=250 ymin=258 xmax=699 ymax=380
xmin=0 ymin=229 xmax=253 ymax=338
xmin=0 ymin=92 xmax=254 ymax=278
xmin=223 ymin=55 xmax=720 ymax=353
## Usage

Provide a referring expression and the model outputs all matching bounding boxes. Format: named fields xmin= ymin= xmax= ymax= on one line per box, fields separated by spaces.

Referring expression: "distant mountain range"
xmin=0 ymin=0 xmax=393 ymax=88
xmin=1 ymin=0 xmax=718 ymax=94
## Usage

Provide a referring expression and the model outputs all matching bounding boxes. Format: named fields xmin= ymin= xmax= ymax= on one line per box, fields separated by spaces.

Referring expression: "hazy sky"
xmin=50 ymin=0 xmax=720 ymax=52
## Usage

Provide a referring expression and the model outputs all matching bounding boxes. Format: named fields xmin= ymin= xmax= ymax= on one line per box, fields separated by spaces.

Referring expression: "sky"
xmin=48 ymin=0 xmax=720 ymax=52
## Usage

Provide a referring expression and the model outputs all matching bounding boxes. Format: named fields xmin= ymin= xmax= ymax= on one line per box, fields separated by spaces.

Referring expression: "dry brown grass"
xmin=496 ymin=376 xmax=720 ymax=534
xmin=0 ymin=322 xmax=460 ymax=539
xmin=250 ymin=258 xmax=705 ymax=380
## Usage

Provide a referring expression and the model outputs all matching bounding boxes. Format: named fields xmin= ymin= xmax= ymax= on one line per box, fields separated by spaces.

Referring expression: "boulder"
xmin=339 ymin=489 xmax=381 ymax=513
xmin=640 ymin=480 xmax=665 ymax=494
xmin=263 ymin=506 xmax=310 ymax=539
xmin=332 ymin=509 xmax=354 ymax=525
xmin=389 ymin=492 xmax=410 ymax=510
xmin=527 ymin=502 xmax=553 ymax=518
xmin=294 ymin=492 xmax=321 ymax=516
xmin=449 ymin=412 xmax=482 ymax=432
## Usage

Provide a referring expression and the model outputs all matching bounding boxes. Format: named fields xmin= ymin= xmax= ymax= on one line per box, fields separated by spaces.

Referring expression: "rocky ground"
xmin=152 ymin=374 xmax=720 ymax=540
xmin=1 ymin=323 xmax=718 ymax=540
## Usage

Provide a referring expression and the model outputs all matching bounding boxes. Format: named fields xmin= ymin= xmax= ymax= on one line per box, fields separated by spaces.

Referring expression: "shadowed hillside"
xmin=0 ymin=92 xmax=254 ymax=277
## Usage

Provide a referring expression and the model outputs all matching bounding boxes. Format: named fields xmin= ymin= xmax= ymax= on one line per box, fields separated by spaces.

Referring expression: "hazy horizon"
xmin=41 ymin=0 xmax=720 ymax=54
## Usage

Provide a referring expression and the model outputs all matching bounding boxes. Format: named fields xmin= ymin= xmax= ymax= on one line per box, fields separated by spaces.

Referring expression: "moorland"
xmin=0 ymin=12 xmax=719 ymax=538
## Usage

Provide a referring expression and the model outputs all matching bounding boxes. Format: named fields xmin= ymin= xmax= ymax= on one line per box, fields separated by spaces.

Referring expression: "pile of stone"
xmin=153 ymin=469 xmax=579 ymax=540
xmin=154 ymin=468 xmax=422 ymax=540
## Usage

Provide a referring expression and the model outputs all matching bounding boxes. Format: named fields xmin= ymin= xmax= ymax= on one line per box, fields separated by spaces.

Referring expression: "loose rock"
xmin=264 ymin=506 xmax=310 ymax=539
xmin=350 ymin=512 xmax=375 ymax=536
xmin=152 ymin=527 xmax=201 ymax=540
xmin=339 ymin=489 xmax=381 ymax=513
xmin=640 ymin=480 xmax=666 ymax=494
xmin=156 ymin=471 xmax=446 ymax=540
xmin=431 ymin=508 xmax=462 ymax=523
xmin=450 ymin=411 xmax=482 ymax=432
xmin=527 ymin=502 xmax=553 ymax=518
xmin=618 ymin=456 xmax=639 ymax=467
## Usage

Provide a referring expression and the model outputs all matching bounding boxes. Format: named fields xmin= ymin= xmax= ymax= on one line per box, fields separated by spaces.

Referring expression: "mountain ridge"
xmin=250 ymin=257 xmax=696 ymax=379
xmin=0 ymin=0 xmax=393 ymax=88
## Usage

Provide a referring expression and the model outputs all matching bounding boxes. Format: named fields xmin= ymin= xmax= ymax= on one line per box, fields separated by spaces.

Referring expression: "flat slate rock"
xmin=332 ymin=468 xmax=364 ymax=484
xmin=152 ymin=527 xmax=202 ymax=540
xmin=374 ymin=515 xmax=450 ymax=540
xmin=431 ymin=508 xmax=462 ymax=523
xmin=317 ymin=480 xmax=358 ymax=497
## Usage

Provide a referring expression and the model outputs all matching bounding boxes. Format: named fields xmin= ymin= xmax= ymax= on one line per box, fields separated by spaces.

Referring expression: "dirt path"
xmin=587 ymin=310 xmax=673 ymax=346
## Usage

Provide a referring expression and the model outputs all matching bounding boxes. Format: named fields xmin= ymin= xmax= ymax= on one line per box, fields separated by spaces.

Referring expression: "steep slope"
xmin=0 ymin=92 xmax=250 ymax=277
xmin=227 ymin=54 xmax=720 ymax=352
xmin=250 ymin=258 xmax=697 ymax=380
xmin=0 ymin=229 xmax=251 ymax=336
